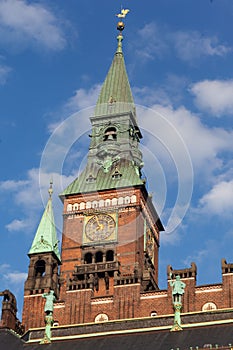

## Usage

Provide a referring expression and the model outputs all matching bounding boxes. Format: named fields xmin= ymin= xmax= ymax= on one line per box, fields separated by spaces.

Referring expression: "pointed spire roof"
xmin=28 ymin=182 xmax=61 ymax=262
xmin=95 ymin=22 xmax=135 ymax=117
xmin=60 ymin=15 xmax=145 ymax=198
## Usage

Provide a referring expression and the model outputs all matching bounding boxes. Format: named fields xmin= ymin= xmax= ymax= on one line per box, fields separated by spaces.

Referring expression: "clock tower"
xmin=57 ymin=20 xmax=164 ymax=324
xmin=22 ymin=19 xmax=164 ymax=330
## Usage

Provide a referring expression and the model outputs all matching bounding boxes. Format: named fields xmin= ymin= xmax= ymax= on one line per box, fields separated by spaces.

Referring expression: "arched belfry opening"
xmin=95 ymin=251 xmax=104 ymax=263
xmin=106 ymin=250 xmax=114 ymax=262
xmin=35 ymin=259 xmax=46 ymax=277
xmin=84 ymin=252 xmax=93 ymax=264
xmin=103 ymin=127 xmax=117 ymax=141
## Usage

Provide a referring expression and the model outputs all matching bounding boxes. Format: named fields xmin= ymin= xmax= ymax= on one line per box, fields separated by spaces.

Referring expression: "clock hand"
xmin=95 ymin=216 xmax=104 ymax=231
xmin=96 ymin=216 xmax=100 ymax=226
xmin=96 ymin=223 xmax=104 ymax=231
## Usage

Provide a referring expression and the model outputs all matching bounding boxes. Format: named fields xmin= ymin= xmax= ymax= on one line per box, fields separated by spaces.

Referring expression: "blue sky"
xmin=0 ymin=0 xmax=233 ymax=319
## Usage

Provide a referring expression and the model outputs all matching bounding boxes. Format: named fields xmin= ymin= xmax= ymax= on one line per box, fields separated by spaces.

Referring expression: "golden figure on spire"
xmin=116 ymin=7 xmax=130 ymax=32
xmin=116 ymin=8 xmax=130 ymax=18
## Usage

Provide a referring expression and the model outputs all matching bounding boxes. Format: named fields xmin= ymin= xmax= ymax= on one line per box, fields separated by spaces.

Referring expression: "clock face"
xmin=85 ymin=214 xmax=116 ymax=241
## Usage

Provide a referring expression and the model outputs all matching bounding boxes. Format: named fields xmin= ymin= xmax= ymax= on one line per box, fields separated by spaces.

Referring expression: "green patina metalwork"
xmin=170 ymin=275 xmax=186 ymax=304
xmin=171 ymin=302 xmax=183 ymax=332
xmin=95 ymin=31 xmax=134 ymax=117
xmin=170 ymin=275 xmax=186 ymax=331
xmin=60 ymin=28 xmax=145 ymax=198
xmin=42 ymin=290 xmax=56 ymax=315
xmin=40 ymin=314 xmax=54 ymax=344
xmin=61 ymin=159 xmax=144 ymax=196
xmin=28 ymin=184 xmax=61 ymax=262
xmin=40 ymin=290 xmax=56 ymax=344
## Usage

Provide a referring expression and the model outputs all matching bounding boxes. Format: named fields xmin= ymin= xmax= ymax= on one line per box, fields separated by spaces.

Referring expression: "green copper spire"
xmin=29 ymin=182 xmax=61 ymax=262
xmin=95 ymin=17 xmax=134 ymax=117
xmin=61 ymin=12 xmax=145 ymax=198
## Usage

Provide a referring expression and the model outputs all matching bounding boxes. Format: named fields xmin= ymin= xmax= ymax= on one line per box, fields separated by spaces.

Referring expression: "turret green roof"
xmin=28 ymin=185 xmax=61 ymax=262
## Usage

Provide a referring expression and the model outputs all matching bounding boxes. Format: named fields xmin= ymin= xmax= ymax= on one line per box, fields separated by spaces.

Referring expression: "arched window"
xmin=106 ymin=250 xmax=114 ymax=262
xmin=103 ymin=127 xmax=117 ymax=141
xmin=95 ymin=313 xmax=109 ymax=323
xmin=92 ymin=201 xmax=98 ymax=208
xmin=150 ymin=311 xmax=157 ymax=317
xmin=202 ymin=302 xmax=217 ymax=311
xmin=86 ymin=201 xmax=91 ymax=209
xmin=112 ymin=198 xmax=118 ymax=206
xmin=86 ymin=174 xmax=96 ymax=183
xmin=35 ymin=259 xmax=46 ymax=277
xmin=84 ymin=252 xmax=93 ymax=264
xmin=112 ymin=169 xmax=122 ymax=179
xmin=67 ymin=204 xmax=73 ymax=212
xmin=131 ymin=195 xmax=137 ymax=203
xmin=73 ymin=203 xmax=79 ymax=211
xmin=80 ymin=202 xmax=85 ymax=210
xmin=95 ymin=251 xmax=103 ymax=263
xmin=105 ymin=199 xmax=111 ymax=207
xmin=124 ymin=196 xmax=131 ymax=204
xmin=118 ymin=197 xmax=124 ymax=205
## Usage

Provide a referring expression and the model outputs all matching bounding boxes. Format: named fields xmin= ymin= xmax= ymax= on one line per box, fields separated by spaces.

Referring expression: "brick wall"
xmin=22 ymin=261 xmax=233 ymax=329
xmin=22 ymin=183 xmax=233 ymax=331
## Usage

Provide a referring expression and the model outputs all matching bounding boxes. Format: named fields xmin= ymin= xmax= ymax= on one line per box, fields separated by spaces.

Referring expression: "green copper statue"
xmin=40 ymin=290 xmax=56 ymax=344
xmin=170 ymin=275 xmax=186 ymax=331
xmin=42 ymin=290 xmax=56 ymax=315
xmin=170 ymin=275 xmax=186 ymax=304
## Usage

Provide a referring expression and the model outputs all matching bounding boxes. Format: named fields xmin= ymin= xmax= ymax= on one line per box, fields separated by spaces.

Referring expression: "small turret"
xmin=24 ymin=182 xmax=61 ymax=298
xmin=0 ymin=290 xmax=24 ymax=334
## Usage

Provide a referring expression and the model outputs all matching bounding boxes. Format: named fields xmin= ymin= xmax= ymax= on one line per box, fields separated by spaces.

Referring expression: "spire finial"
xmin=116 ymin=8 xmax=130 ymax=54
xmin=48 ymin=180 xmax=53 ymax=198
xmin=116 ymin=8 xmax=130 ymax=19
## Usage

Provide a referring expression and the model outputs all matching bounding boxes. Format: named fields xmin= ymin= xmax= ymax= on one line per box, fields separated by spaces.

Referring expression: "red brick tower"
xmin=19 ymin=15 xmax=233 ymax=336
xmin=22 ymin=20 xmax=164 ymax=330
xmin=57 ymin=21 xmax=164 ymax=325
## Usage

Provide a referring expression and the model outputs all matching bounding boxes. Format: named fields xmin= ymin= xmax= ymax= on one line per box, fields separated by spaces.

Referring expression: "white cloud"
xmin=0 ymin=264 xmax=27 ymax=317
xmin=0 ymin=264 xmax=27 ymax=285
xmin=65 ymin=84 xmax=102 ymax=111
xmin=0 ymin=168 xmax=75 ymax=234
xmin=133 ymin=22 xmax=231 ymax=64
xmin=190 ymin=79 xmax=233 ymax=116
xmin=0 ymin=179 xmax=28 ymax=191
xmin=161 ymin=229 xmax=181 ymax=246
xmin=140 ymin=104 xmax=233 ymax=173
xmin=4 ymin=272 xmax=27 ymax=284
xmin=0 ymin=263 xmax=10 ymax=273
xmin=134 ymin=86 xmax=171 ymax=107
xmin=0 ymin=63 xmax=11 ymax=84
xmin=135 ymin=22 xmax=168 ymax=61
xmin=199 ymin=180 xmax=233 ymax=215
xmin=48 ymin=84 xmax=102 ymax=133
xmin=0 ymin=83 xmax=104 ymax=236
xmin=0 ymin=0 xmax=66 ymax=51
xmin=134 ymin=75 xmax=189 ymax=107
xmin=134 ymin=101 xmax=233 ymax=232
xmin=173 ymin=31 xmax=231 ymax=61
xmin=182 ymin=248 xmax=209 ymax=267
xmin=6 ymin=219 xmax=31 ymax=232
